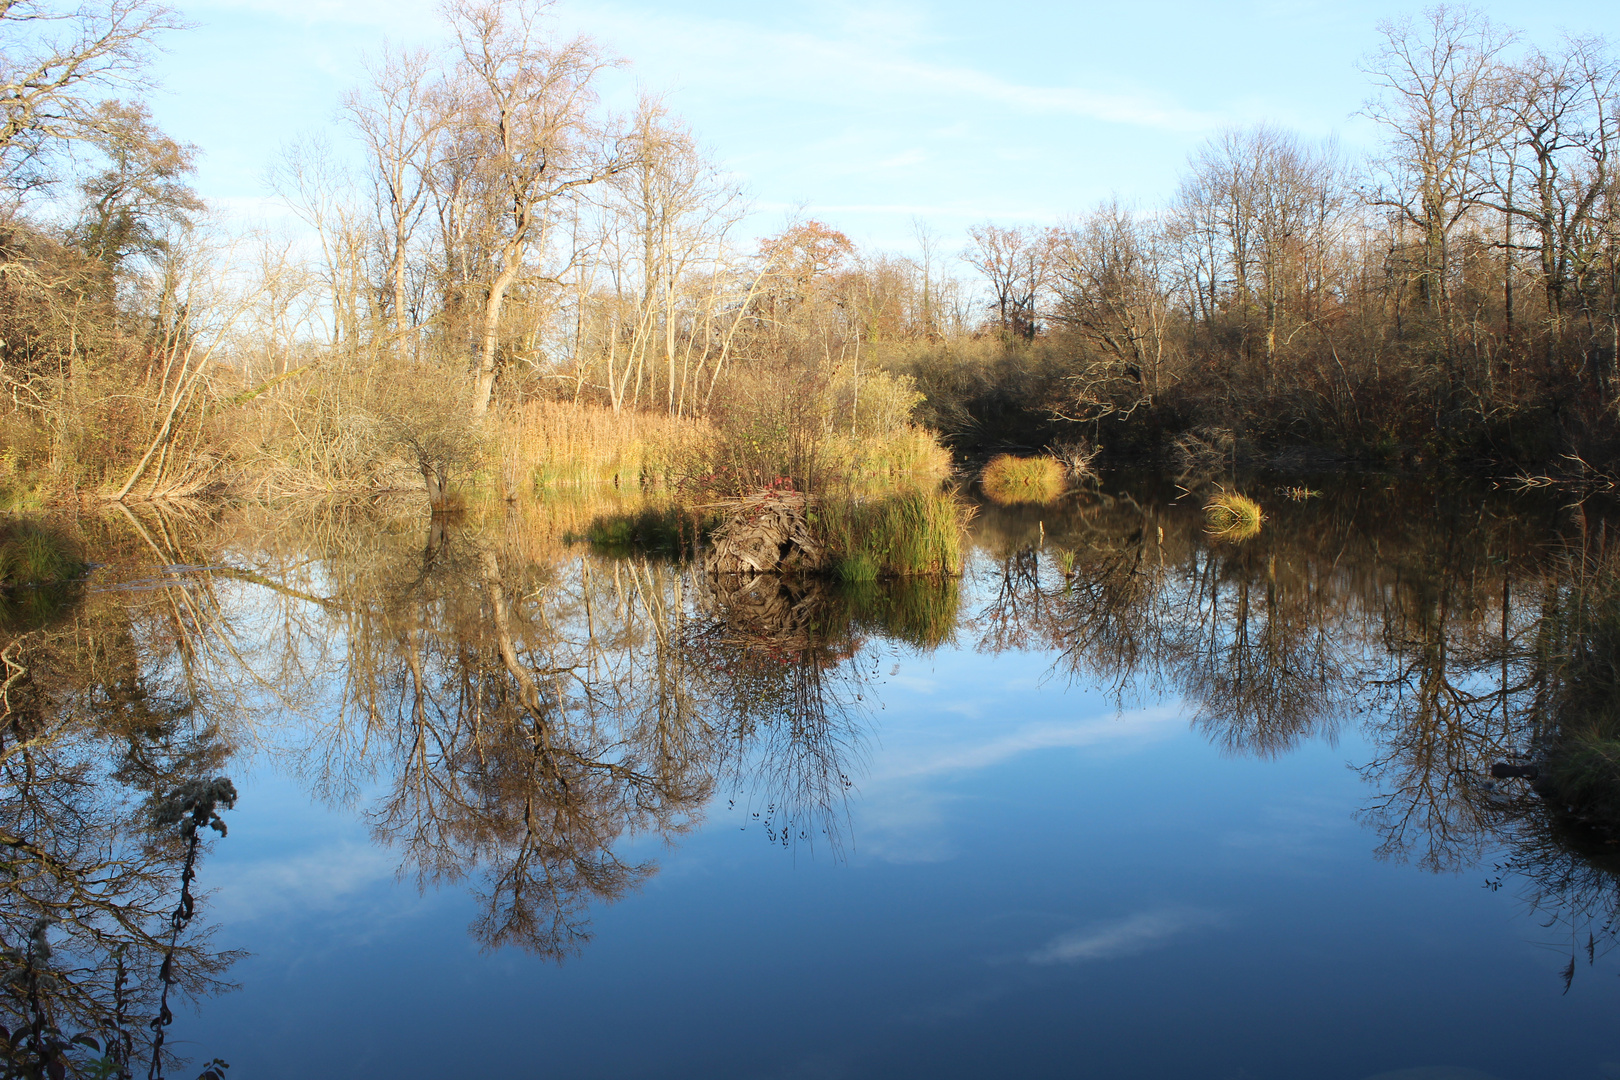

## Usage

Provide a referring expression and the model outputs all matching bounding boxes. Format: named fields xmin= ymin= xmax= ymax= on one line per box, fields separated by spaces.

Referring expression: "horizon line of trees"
xmin=3 ymin=0 xmax=1619 ymax=503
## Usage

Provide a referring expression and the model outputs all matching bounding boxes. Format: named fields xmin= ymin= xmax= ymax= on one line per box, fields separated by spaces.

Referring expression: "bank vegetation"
xmin=2 ymin=1 xmax=1620 ymax=519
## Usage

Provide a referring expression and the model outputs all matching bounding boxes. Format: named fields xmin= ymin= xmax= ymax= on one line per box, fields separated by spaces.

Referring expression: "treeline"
xmin=2 ymin=1 xmax=1617 ymax=504
xmin=913 ymin=9 xmax=1620 ymax=468
xmin=258 ymin=2 xmax=1620 ymax=474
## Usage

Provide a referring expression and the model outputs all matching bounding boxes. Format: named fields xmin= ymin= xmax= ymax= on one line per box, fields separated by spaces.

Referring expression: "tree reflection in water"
xmin=967 ymin=483 xmax=1620 ymax=984
xmin=0 ymin=510 xmax=241 ymax=1078
xmin=6 ymin=481 xmax=1620 ymax=1053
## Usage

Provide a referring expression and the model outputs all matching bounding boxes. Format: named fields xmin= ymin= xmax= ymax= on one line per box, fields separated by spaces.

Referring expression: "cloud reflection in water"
xmin=1028 ymin=908 xmax=1223 ymax=965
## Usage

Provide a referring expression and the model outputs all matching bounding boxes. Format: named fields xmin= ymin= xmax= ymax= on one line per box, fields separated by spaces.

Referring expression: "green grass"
xmin=583 ymin=505 xmax=701 ymax=558
xmin=980 ymin=454 xmax=1065 ymax=505
xmin=814 ymin=489 xmax=970 ymax=577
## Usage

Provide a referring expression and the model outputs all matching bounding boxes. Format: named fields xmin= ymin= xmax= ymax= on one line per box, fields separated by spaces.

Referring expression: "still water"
xmin=4 ymin=479 xmax=1620 ymax=1079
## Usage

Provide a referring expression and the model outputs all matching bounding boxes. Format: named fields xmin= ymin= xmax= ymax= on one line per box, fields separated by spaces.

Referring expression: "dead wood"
xmin=704 ymin=490 xmax=825 ymax=575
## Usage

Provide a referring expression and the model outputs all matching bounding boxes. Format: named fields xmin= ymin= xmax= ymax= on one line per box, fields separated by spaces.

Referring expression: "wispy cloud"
xmin=1028 ymin=908 xmax=1223 ymax=965
xmin=568 ymin=4 xmax=1224 ymax=133
xmin=192 ymin=0 xmax=1222 ymax=132
xmin=871 ymin=707 xmax=1181 ymax=782
xmin=210 ymin=842 xmax=398 ymax=922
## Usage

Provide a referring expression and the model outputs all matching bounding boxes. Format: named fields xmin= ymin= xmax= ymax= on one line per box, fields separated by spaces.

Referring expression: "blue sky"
xmin=146 ymin=0 xmax=1618 ymax=253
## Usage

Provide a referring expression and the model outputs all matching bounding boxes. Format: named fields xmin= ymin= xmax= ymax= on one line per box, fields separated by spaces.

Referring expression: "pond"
xmin=3 ymin=477 xmax=1619 ymax=1079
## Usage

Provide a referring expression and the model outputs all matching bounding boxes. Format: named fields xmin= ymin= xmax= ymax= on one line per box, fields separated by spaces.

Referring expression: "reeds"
xmin=1204 ymin=490 xmax=1265 ymax=541
xmin=503 ymin=402 xmax=952 ymax=498
xmin=979 ymin=454 xmax=1066 ymax=505
xmin=815 ymin=489 xmax=971 ymax=577
xmin=501 ymin=400 xmax=715 ymax=492
xmin=820 ymin=425 xmax=954 ymax=493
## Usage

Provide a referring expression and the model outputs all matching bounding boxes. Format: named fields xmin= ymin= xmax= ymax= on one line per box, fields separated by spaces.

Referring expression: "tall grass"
xmin=818 ymin=426 xmax=953 ymax=494
xmin=501 ymin=400 xmax=715 ymax=492
xmin=980 ymin=454 xmax=1066 ymax=505
xmin=815 ymin=489 xmax=971 ymax=577
xmin=503 ymin=400 xmax=951 ymax=502
xmin=0 ymin=519 xmax=83 ymax=585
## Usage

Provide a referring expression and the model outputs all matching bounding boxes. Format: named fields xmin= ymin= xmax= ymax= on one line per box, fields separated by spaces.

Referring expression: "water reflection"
xmin=0 ymin=511 xmax=240 ymax=1078
xmin=3 ymin=481 xmax=1620 ymax=1068
xmin=963 ymin=483 xmax=1620 ymax=984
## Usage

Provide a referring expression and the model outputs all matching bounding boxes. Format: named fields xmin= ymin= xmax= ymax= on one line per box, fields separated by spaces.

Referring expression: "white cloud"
xmin=209 ymin=841 xmax=398 ymax=922
xmin=1028 ymin=908 xmax=1223 ymax=965
xmin=871 ymin=707 xmax=1181 ymax=782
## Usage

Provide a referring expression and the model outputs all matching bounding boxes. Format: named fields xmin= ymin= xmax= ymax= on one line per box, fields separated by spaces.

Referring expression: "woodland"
xmin=0 ymin=1 xmax=1617 ymax=506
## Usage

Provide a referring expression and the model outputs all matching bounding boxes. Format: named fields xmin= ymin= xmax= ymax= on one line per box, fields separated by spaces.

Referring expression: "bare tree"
xmin=441 ymin=0 xmax=630 ymax=419
xmin=1050 ymin=201 xmax=1176 ymax=416
xmin=0 ymin=0 xmax=185 ymax=193
xmin=344 ymin=46 xmax=447 ymax=352
xmin=963 ymin=223 xmax=1052 ymax=339
xmin=1490 ymin=37 xmax=1619 ymax=342
xmin=1362 ymin=6 xmax=1514 ymax=347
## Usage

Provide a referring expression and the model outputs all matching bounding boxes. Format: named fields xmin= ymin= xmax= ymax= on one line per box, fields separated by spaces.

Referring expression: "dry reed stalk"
xmin=501 ymin=400 xmax=716 ymax=491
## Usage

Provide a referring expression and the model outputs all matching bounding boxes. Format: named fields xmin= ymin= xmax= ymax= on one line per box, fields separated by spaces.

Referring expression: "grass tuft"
xmin=980 ymin=454 xmax=1065 ymax=505
xmin=1204 ymin=490 xmax=1265 ymax=541
xmin=814 ymin=489 xmax=971 ymax=577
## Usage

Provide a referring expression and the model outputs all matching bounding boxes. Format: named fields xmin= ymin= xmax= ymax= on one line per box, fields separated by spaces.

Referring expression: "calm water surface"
xmin=5 ymin=479 xmax=1620 ymax=1079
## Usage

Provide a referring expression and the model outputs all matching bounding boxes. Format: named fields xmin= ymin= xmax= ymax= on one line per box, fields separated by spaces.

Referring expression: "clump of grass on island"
xmin=979 ymin=454 xmax=1065 ymax=505
xmin=815 ymin=489 xmax=972 ymax=578
xmin=0 ymin=519 xmax=84 ymax=586
xmin=1204 ymin=491 xmax=1264 ymax=541
xmin=583 ymin=504 xmax=700 ymax=559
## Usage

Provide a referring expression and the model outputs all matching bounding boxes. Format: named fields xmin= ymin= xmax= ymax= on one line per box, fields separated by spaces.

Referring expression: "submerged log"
xmin=705 ymin=490 xmax=825 ymax=575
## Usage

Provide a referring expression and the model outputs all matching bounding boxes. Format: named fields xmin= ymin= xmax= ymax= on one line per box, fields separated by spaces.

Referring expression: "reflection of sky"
xmin=187 ymin=571 xmax=1620 ymax=1080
